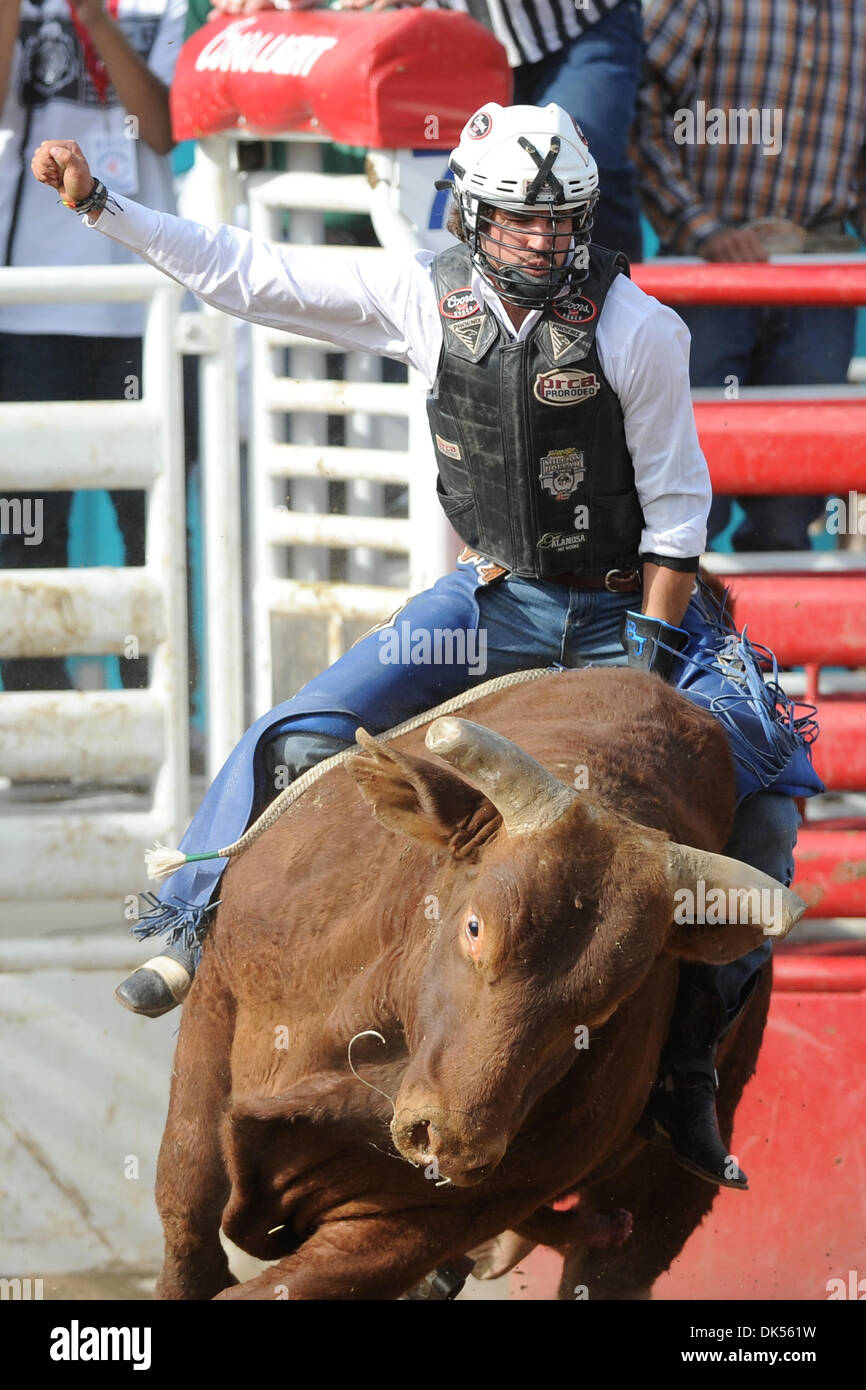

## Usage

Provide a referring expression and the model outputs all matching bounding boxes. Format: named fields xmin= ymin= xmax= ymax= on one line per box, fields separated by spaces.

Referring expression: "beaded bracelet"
xmin=58 ymin=178 xmax=118 ymax=218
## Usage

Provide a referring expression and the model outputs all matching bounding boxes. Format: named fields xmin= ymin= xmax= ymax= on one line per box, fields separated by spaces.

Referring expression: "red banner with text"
xmin=171 ymin=10 xmax=511 ymax=149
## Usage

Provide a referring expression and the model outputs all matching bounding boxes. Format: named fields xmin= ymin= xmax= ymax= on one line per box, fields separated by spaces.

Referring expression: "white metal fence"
xmin=190 ymin=135 xmax=454 ymax=719
xmin=0 ymin=265 xmax=189 ymax=899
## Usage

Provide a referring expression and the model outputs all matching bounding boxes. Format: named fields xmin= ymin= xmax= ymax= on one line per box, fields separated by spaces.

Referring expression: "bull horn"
xmin=425 ymin=716 xmax=578 ymax=836
xmin=667 ymin=843 xmax=807 ymax=938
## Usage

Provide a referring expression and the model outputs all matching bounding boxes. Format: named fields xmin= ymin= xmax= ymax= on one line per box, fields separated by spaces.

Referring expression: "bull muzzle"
xmin=392 ymin=1106 xmax=508 ymax=1188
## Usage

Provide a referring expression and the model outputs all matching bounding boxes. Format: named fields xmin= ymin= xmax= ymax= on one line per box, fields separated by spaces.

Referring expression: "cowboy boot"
xmin=114 ymin=940 xmax=197 ymax=1018
xmin=113 ymin=729 xmax=352 ymax=1017
xmin=638 ymin=961 xmax=752 ymax=1190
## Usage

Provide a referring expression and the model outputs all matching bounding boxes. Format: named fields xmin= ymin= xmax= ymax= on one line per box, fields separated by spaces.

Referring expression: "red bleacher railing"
xmin=635 ymin=262 xmax=866 ymax=306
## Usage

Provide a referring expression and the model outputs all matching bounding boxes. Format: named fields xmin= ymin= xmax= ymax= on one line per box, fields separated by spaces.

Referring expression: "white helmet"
xmin=445 ymin=102 xmax=600 ymax=308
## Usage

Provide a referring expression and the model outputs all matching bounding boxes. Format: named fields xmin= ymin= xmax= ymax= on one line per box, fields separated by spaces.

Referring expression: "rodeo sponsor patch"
xmin=449 ymin=316 xmax=487 ymax=354
xmin=467 ymin=111 xmax=492 ymax=139
xmin=548 ymin=322 xmax=587 ymax=362
xmin=552 ymin=296 xmax=597 ymax=326
xmin=537 ymin=531 xmax=588 ymax=552
xmin=440 ymin=287 xmax=481 ymax=320
xmin=435 ymin=434 xmax=462 ymax=461
xmin=534 ymin=369 xmax=600 ymax=406
xmin=539 ymin=448 xmax=585 ymax=499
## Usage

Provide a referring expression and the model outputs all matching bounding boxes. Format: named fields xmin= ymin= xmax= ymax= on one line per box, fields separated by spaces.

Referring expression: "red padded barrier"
xmin=508 ymin=954 xmax=866 ymax=1300
xmin=694 ymin=400 xmax=866 ymax=494
xmin=807 ymin=698 xmax=866 ymax=791
xmin=632 ymin=262 xmax=866 ymax=307
xmin=792 ymin=824 xmax=866 ymax=917
xmin=169 ymin=11 xmax=510 ymax=147
xmin=715 ymin=573 xmax=866 ymax=667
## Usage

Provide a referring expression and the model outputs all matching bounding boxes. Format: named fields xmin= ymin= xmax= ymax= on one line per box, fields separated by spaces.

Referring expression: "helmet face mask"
xmin=470 ymin=199 xmax=596 ymax=309
xmin=447 ymin=103 xmax=600 ymax=309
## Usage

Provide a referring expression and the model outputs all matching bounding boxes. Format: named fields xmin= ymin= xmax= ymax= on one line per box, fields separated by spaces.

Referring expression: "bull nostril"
xmin=408 ymin=1120 xmax=431 ymax=1155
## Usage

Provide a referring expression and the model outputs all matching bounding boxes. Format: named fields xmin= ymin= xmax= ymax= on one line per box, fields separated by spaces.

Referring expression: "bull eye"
xmin=463 ymin=910 xmax=483 ymax=956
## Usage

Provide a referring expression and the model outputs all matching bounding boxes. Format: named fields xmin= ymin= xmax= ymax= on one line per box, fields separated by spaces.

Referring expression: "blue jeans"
xmin=678 ymin=302 xmax=856 ymax=550
xmin=512 ymin=0 xmax=644 ymax=263
xmin=264 ymin=569 xmax=637 ymax=784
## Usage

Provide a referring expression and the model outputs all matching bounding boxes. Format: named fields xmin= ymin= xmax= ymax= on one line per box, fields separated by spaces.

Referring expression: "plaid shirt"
xmin=437 ymin=0 xmax=627 ymax=68
xmin=635 ymin=0 xmax=866 ymax=253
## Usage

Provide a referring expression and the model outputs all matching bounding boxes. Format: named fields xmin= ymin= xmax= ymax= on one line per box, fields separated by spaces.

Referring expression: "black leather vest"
xmin=427 ymin=243 xmax=645 ymax=579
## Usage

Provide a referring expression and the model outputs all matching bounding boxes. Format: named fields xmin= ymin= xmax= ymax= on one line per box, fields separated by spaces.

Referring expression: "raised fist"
xmin=31 ymin=140 xmax=95 ymax=206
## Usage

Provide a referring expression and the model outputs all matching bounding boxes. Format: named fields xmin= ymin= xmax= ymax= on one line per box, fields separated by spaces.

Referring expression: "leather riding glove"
xmin=620 ymin=611 xmax=690 ymax=683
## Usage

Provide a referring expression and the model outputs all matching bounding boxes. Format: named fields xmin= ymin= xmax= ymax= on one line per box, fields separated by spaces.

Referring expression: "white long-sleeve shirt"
xmin=88 ymin=195 xmax=711 ymax=560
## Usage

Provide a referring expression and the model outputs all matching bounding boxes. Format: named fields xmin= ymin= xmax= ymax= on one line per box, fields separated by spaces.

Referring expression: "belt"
xmin=546 ymin=567 xmax=642 ymax=593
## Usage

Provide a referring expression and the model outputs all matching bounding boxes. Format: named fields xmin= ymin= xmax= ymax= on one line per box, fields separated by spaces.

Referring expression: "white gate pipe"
xmin=0 ymin=401 xmax=160 ymax=490
xmin=0 ymin=568 xmax=165 ymax=656
xmin=0 ymin=690 xmax=164 ymax=781
xmin=0 ymin=811 xmax=167 ymax=899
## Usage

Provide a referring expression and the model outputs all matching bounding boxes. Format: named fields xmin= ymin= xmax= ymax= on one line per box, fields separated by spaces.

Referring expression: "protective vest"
xmin=427 ymin=242 xmax=645 ymax=578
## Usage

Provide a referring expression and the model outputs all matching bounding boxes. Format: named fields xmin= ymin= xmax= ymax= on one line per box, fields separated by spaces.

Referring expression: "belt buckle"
xmin=604 ymin=568 xmax=637 ymax=593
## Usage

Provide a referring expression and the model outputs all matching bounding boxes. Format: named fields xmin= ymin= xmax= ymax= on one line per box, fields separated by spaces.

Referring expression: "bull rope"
xmin=145 ymin=666 xmax=553 ymax=882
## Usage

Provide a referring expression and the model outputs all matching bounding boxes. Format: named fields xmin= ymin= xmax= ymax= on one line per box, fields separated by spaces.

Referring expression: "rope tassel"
xmin=145 ymin=843 xmax=223 ymax=881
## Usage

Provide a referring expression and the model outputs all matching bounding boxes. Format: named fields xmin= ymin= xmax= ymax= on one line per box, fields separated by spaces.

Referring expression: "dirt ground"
xmin=28 ymin=1264 xmax=510 ymax=1300
xmin=28 ymin=1271 xmax=157 ymax=1300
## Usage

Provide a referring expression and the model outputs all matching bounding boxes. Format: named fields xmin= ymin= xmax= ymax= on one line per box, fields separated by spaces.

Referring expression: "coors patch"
xmin=553 ymin=296 xmax=597 ymax=326
xmin=440 ymin=287 xmax=480 ymax=320
xmin=534 ymin=369 xmax=600 ymax=406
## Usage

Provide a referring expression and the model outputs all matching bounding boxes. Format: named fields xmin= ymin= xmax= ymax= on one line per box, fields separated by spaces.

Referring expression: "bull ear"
xmin=348 ymin=728 xmax=501 ymax=858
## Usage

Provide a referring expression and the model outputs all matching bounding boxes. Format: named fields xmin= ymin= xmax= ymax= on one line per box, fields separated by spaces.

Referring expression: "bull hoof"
xmin=114 ymin=955 xmax=193 ymax=1017
xmin=468 ymin=1231 xmax=536 ymax=1280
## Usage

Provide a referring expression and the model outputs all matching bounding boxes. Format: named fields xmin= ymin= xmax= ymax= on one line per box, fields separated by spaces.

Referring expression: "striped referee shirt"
xmin=436 ymin=0 xmax=627 ymax=69
xmin=635 ymin=0 xmax=866 ymax=254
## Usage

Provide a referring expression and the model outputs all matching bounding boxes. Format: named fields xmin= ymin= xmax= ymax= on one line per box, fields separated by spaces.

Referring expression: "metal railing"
xmin=0 ymin=265 xmax=188 ymax=900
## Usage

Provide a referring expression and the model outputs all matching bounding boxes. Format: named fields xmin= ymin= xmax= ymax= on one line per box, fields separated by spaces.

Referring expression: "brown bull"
xmin=154 ymin=666 xmax=801 ymax=1300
